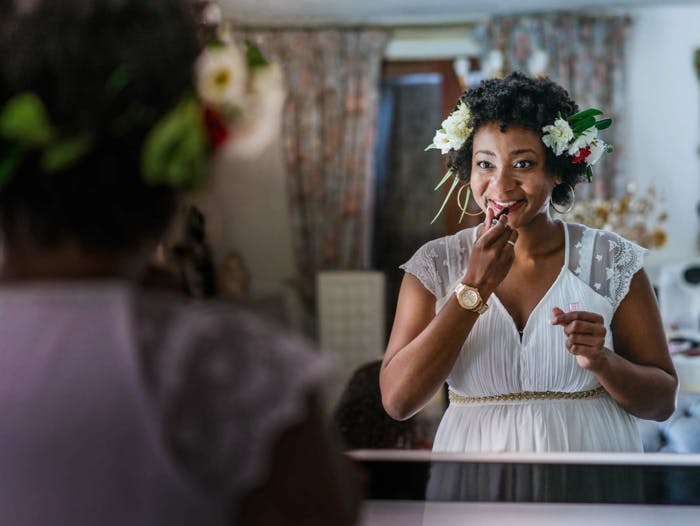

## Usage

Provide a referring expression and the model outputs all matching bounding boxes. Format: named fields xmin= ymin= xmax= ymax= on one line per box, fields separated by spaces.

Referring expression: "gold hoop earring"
xmin=550 ymin=182 xmax=576 ymax=215
xmin=456 ymin=184 xmax=484 ymax=219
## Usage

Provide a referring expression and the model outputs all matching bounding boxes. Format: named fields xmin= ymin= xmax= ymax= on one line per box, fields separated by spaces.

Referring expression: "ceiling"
xmin=221 ymin=0 xmax=700 ymax=26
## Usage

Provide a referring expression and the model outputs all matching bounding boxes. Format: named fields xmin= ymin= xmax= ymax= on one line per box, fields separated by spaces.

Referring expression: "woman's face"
xmin=469 ymin=121 xmax=557 ymax=229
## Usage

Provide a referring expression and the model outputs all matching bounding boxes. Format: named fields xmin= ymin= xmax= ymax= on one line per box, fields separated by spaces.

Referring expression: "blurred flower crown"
xmin=0 ymin=3 xmax=284 ymax=191
xmin=426 ymin=101 xmax=613 ymax=223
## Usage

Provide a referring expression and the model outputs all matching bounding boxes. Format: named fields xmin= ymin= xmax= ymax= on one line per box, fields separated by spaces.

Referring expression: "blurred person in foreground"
xmin=0 ymin=1 xmax=360 ymax=524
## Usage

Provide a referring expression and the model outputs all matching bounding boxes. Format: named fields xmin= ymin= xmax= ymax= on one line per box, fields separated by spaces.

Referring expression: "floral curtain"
xmin=476 ymin=14 xmax=630 ymax=198
xmin=238 ymin=29 xmax=388 ymax=310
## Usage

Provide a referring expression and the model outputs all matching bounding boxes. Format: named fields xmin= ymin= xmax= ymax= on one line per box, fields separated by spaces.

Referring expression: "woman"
xmin=380 ymin=72 xmax=677 ymax=452
xmin=0 ymin=1 xmax=359 ymax=524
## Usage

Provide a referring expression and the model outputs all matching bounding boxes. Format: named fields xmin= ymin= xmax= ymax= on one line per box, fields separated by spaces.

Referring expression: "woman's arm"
xmin=552 ymin=269 xmax=677 ymax=421
xmin=380 ymin=212 xmax=517 ymax=420
xmin=380 ymin=273 xmax=481 ymax=420
xmin=236 ymin=393 xmax=364 ymax=526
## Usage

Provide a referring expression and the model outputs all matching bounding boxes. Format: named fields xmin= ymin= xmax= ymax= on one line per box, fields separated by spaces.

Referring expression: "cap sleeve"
xmin=607 ymin=233 xmax=647 ymax=311
xmin=399 ymin=237 xmax=451 ymax=298
xmin=575 ymin=226 xmax=647 ymax=311
xmin=139 ymin=299 xmax=332 ymax=501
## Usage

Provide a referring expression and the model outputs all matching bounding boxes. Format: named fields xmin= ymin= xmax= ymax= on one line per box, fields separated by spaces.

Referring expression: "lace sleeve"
xmin=586 ymin=229 xmax=647 ymax=310
xmin=399 ymin=238 xmax=448 ymax=298
xmin=608 ymin=234 xmax=647 ymax=310
xmin=138 ymin=299 xmax=332 ymax=501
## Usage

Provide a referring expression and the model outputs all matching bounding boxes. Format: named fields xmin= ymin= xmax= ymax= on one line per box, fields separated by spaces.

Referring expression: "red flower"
xmin=203 ymin=106 xmax=229 ymax=150
xmin=571 ymin=145 xmax=591 ymax=164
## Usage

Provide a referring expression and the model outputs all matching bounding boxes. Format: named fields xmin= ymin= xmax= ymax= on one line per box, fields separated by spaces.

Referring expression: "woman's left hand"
xmin=551 ymin=307 xmax=609 ymax=371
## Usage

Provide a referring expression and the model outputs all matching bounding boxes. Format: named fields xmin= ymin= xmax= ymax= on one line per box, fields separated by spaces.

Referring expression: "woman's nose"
xmin=490 ymin=166 xmax=517 ymax=191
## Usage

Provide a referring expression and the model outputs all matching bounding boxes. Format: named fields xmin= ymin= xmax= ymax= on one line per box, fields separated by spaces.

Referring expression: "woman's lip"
xmin=489 ymin=200 xmax=525 ymax=213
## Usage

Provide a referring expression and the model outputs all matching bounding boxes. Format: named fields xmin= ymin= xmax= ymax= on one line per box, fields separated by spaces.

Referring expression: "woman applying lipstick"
xmin=380 ymin=72 xmax=677 ymax=453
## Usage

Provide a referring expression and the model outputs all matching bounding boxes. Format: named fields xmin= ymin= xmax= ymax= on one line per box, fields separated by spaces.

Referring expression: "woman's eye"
xmin=476 ymin=160 xmax=492 ymax=169
xmin=514 ymin=160 xmax=534 ymax=168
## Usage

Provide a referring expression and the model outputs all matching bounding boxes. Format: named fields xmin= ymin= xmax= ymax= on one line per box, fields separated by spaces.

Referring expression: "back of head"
xmin=0 ymin=0 xmax=200 ymax=251
xmin=333 ymin=360 xmax=417 ymax=449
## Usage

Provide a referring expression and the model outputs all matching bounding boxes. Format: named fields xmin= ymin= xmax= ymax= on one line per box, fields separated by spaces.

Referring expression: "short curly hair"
xmin=447 ymin=71 xmax=588 ymax=207
xmin=333 ymin=361 xmax=417 ymax=449
xmin=0 ymin=0 xmax=200 ymax=251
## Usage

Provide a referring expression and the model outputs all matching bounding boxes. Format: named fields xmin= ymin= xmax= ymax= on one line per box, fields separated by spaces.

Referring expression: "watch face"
xmin=462 ymin=289 xmax=479 ymax=308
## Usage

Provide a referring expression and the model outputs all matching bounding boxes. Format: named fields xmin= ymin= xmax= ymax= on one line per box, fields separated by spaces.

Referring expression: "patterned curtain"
xmin=238 ymin=29 xmax=389 ymax=310
xmin=476 ymin=14 xmax=630 ymax=198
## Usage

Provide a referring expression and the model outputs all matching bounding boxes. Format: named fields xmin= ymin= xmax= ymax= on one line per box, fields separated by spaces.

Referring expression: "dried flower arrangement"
xmin=562 ymin=185 xmax=668 ymax=249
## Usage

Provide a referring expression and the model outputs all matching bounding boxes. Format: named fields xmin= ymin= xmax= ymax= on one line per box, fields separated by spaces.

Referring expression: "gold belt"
xmin=448 ymin=386 xmax=606 ymax=404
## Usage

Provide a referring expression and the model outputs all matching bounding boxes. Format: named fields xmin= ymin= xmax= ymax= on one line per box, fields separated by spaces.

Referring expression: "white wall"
xmin=625 ymin=4 xmax=700 ymax=280
xmin=192 ymin=136 xmax=301 ymax=327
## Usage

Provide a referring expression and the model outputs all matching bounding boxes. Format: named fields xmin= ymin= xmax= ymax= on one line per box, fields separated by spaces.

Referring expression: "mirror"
xmin=200 ymin=1 xmax=700 ymax=455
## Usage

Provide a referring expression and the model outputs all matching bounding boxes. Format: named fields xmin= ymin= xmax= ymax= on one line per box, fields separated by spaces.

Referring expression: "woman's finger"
xmin=502 ymin=227 xmax=519 ymax=250
xmin=563 ymin=320 xmax=606 ymax=337
xmin=480 ymin=216 xmax=511 ymax=247
xmin=551 ymin=309 xmax=604 ymax=326
xmin=566 ymin=333 xmax=605 ymax=348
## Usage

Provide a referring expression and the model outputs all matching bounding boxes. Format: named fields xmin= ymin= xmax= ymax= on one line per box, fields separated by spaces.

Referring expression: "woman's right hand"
xmin=462 ymin=207 xmax=518 ymax=297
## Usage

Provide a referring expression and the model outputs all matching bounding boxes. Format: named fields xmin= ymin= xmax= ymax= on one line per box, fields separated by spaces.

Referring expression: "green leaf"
xmin=425 ymin=143 xmax=437 ymax=151
xmin=568 ymin=108 xmax=602 ymax=121
xmin=141 ymin=97 xmax=207 ymax=189
xmin=586 ymin=166 xmax=593 ymax=182
xmin=0 ymin=92 xmax=55 ymax=146
xmin=434 ymin=168 xmax=453 ymax=190
xmin=41 ymin=134 xmax=93 ymax=173
xmin=245 ymin=40 xmax=268 ymax=68
xmin=458 ymin=184 xmax=471 ymax=224
xmin=594 ymin=118 xmax=612 ymax=130
xmin=431 ymin=174 xmax=460 ymax=224
xmin=571 ymin=116 xmax=596 ymax=133
xmin=0 ymin=144 xmax=26 ymax=190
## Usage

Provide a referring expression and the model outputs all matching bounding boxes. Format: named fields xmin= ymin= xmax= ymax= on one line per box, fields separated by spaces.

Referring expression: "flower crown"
xmin=0 ymin=38 xmax=284 ymax=191
xmin=426 ymin=102 xmax=613 ymax=223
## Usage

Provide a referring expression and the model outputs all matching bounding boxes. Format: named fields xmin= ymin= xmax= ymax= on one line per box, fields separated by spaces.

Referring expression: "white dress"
xmin=401 ymin=221 xmax=645 ymax=453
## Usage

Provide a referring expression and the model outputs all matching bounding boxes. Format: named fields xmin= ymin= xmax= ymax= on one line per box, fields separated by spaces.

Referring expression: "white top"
xmin=401 ymin=221 xmax=646 ymax=453
xmin=0 ymin=282 xmax=330 ymax=525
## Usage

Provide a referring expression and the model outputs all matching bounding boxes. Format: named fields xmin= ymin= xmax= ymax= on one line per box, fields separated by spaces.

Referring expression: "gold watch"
xmin=454 ymin=283 xmax=489 ymax=314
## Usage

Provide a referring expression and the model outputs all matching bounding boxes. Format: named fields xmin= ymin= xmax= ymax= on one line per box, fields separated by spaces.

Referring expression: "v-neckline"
xmin=474 ymin=220 xmax=569 ymax=343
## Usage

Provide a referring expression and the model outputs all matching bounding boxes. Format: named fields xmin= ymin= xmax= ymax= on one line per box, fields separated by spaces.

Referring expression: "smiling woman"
xmin=379 ymin=72 xmax=678 ymax=454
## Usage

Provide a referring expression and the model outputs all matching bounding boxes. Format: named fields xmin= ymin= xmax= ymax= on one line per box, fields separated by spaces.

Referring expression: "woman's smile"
xmin=487 ymin=199 xmax=526 ymax=215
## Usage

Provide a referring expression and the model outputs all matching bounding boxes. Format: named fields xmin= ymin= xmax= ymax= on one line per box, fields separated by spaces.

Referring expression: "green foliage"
xmin=141 ymin=97 xmax=207 ymax=189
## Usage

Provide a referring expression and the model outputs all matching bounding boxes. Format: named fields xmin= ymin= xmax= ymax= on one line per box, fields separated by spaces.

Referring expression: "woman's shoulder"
xmin=565 ymin=222 xmax=647 ymax=308
xmin=135 ymin=291 xmax=327 ymax=384
xmin=400 ymin=227 xmax=478 ymax=298
xmin=134 ymin=291 xmax=332 ymax=494
xmin=410 ymin=226 xmax=478 ymax=256
xmin=566 ymin=221 xmax=645 ymax=253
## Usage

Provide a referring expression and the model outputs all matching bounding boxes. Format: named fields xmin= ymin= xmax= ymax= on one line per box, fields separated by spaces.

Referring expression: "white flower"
xmin=202 ymin=2 xmax=223 ymax=26
xmin=224 ymin=62 xmax=286 ymax=158
xmin=567 ymin=126 xmax=597 ymax=156
xmin=195 ymin=44 xmax=247 ymax=108
xmin=430 ymin=101 xmax=472 ymax=154
xmin=541 ymin=118 xmax=574 ymax=156
xmin=585 ymin=139 xmax=608 ymax=166
xmin=432 ymin=129 xmax=453 ymax=154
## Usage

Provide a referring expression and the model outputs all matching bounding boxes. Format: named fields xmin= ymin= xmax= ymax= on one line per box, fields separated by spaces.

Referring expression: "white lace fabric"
xmin=399 ymin=221 xmax=647 ymax=453
xmin=135 ymin=292 xmax=333 ymax=502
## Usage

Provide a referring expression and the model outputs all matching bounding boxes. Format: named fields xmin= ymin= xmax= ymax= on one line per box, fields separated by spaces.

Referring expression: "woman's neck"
xmin=0 ymin=240 xmax=147 ymax=282
xmin=511 ymin=213 xmax=564 ymax=261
